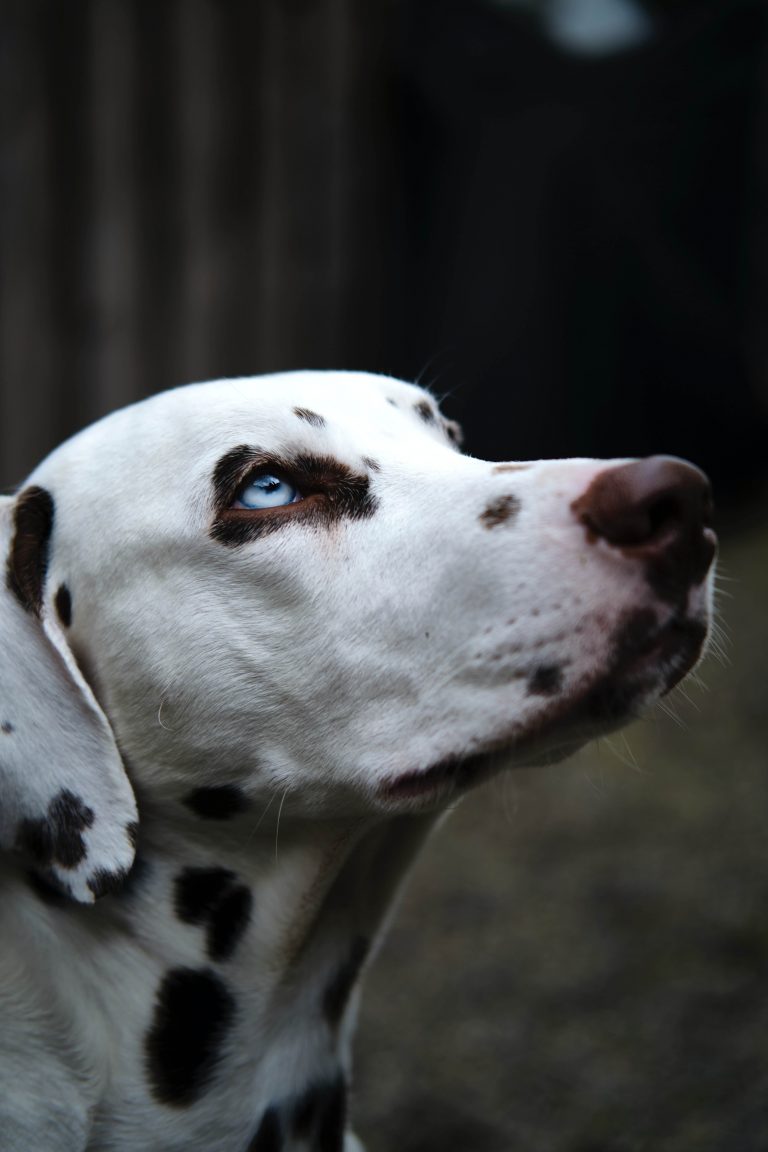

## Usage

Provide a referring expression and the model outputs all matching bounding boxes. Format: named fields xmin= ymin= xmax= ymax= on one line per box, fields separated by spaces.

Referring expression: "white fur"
xmin=0 ymin=371 xmax=714 ymax=1151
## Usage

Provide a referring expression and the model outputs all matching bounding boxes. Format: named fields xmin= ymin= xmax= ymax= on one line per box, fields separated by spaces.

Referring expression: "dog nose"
xmin=571 ymin=455 xmax=716 ymax=594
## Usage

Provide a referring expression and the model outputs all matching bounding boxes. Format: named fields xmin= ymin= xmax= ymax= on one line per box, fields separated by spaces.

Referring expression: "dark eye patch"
xmin=210 ymin=446 xmax=377 ymax=547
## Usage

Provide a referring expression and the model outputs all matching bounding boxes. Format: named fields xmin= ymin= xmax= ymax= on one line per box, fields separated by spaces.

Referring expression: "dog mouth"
xmin=379 ymin=608 xmax=709 ymax=805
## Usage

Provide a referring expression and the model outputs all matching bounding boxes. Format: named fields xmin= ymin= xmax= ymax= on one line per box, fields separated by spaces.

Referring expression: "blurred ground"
xmin=353 ymin=514 xmax=768 ymax=1151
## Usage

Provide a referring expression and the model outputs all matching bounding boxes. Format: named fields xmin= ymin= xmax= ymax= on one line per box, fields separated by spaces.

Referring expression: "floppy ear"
xmin=0 ymin=490 xmax=138 ymax=903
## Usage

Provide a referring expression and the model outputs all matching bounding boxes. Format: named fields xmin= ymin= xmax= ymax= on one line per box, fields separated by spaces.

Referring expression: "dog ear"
xmin=0 ymin=490 xmax=138 ymax=903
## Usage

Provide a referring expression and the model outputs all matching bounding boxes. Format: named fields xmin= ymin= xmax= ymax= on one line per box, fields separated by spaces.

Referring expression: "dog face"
xmin=1 ymin=371 xmax=715 ymax=894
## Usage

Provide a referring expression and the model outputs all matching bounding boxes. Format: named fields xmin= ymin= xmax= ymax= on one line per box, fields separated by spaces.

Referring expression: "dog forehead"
xmin=35 ymin=371 xmax=439 ymax=488
xmin=159 ymin=370 xmax=429 ymax=433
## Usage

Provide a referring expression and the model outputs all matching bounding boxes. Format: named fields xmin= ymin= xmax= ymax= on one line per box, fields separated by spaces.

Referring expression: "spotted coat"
xmin=0 ymin=371 xmax=715 ymax=1150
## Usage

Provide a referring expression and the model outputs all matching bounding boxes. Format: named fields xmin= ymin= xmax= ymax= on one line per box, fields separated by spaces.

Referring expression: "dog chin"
xmin=377 ymin=610 xmax=709 ymax=809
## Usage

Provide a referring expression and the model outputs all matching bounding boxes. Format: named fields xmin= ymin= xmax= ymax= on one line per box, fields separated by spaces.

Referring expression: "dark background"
xmin=2 ymin=2 xmax=768 ymax=1149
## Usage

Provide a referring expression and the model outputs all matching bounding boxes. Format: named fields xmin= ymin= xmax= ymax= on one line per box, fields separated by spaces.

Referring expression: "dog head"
xmin=0 ymin=371 xmax=716 ymax=897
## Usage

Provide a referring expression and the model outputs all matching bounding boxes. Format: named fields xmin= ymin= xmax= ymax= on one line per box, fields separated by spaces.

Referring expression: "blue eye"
xmin=234 ymin=473 xmax=302 ymax=510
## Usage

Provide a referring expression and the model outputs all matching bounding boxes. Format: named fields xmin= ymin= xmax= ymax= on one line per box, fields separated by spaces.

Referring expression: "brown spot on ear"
xmin=55 ymin=583 xmax=72 ymax=627
xmin=7 ymin=486 xmax=55 ymax=616
xmin=493 ymin=463 xmax=532 ymax=474
xmin=480 ymin=494 xmax=521 ymax=529
xmin=293 ymin=407 xmax=326 ymax=429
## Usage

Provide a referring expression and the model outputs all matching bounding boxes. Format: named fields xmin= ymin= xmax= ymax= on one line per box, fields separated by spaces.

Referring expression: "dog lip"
xmin=610 ymin=612 xmax=708 ymax=692
xmin=378 ymin=611 xmax=709 ymax=804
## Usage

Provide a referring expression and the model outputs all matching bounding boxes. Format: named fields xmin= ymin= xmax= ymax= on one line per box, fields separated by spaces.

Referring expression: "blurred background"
xmin=2 ymin=0 xmax=768 ymax=1148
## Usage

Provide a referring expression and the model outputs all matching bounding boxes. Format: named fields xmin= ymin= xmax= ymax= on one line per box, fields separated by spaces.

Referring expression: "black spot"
xmin=54 ymin=582 xmax=72 ymax=627
xmin=386 ymin=397 xmax=398 ymax=407
xmin=210 ymin=447 xmax=378 ymax=547
xmin=7 ymin=486 xmax=54 ymax=616
xmin=480 ymin=494 xmax=521 ymax=529
xmin=1 ymin=721 xmax=13 ymax=734
xmin=208 ymin=886 xmax=253 ymax=961
xmin=361 ymin=456 xmax=381 ymax=473
xmin=414 ymin=399 xmax=437 ymax=424
xmin=145 ymin=967 xmax=235 ymax=1106
xmin=182 ymin=785 xmax=250 ymax=820
xmin=87 ymin=866 xmax=130 ymax=899
xmin=247 ymin=1105 xmax=284 ymax=1152
xmin=175 ymin=867 xmax=235 ymax=921
xmin=292 ymin=1075 xmax=347 ymax=1152
xmin=174 ymin=867 xmax=253 ymax=962
xmin=126 ymin=820 xmax=139 ymax=849
xmin=323 ymin=936 xmax=369 ymax=1025
xmin=527 ymin=664 xmax=564 ymax=696
xmin=293 ymin=407 xmax=326 ymax=428
xmin=15 ymin=789 xmax=94 ymax=870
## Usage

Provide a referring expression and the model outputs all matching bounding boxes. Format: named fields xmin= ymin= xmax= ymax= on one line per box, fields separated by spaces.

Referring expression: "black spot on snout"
xmin=1 ymin=721 xmax=13 ymax=734
xmin=174 ymin=867 xmax=253 ymax=962
xmin=7 ymin=486 xmax=54 ymax=616
xmin=527 ymin=664 xmax=564 ymax=697
xmin=293 ymin=407 xmax=326 ymax=428
xmin=54 ymin=583 xmax=72 ymax=627
xmin=16 ymin=789 xmax=94 ymax=870
xmin=145 ymin=967 xmax=235 ymax=1106
xmin=480 ymin=494 xmax=521 ymax=529
xmin=182 ymin=785 xmax=250 ymax=819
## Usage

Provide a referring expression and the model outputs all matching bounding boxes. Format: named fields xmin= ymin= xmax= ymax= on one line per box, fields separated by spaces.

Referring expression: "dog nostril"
xmin=571 ymin=456 xmax=713 ymax=549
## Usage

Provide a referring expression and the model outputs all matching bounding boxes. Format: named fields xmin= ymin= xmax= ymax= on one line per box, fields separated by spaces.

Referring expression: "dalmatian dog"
xmin=0 ymin=371 xmax=716 ymax=1152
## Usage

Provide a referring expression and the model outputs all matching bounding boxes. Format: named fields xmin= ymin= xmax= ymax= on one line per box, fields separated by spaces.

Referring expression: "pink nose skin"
xmin=571 ymin=455 xmax=716 ymax=601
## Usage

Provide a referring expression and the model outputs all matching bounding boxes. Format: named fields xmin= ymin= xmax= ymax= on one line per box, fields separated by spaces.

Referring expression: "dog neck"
xmin=132 ymin=797 xmax=437 ymax=982
xmin=105 ymin=796 xmax=439 ymax=1122
xmin=5 ymin=792 xmax=438 ymax=1148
